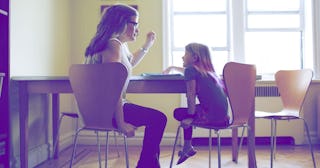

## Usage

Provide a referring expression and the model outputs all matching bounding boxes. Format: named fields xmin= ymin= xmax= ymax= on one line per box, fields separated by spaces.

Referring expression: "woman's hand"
xmin=143 ymin=31 xmax=156 ymax=50
xmin=163 ymin=66 xmax=174 ymax=74
xmin=181 ymin=118 xmax=194 ymax=128
xmin=163 ymin=66 xmax=184 ymax=74
xmin=119 ymin=122 xmax=137 ymax=137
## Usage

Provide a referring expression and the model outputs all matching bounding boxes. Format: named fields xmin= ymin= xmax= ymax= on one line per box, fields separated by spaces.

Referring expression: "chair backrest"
xmin=223 ymin=62 xmax=256 ymax=125
xmin=69 ymin=62 xmax=128 ymax=130
xmin=275 ymin=69 xmax=313 ymax=113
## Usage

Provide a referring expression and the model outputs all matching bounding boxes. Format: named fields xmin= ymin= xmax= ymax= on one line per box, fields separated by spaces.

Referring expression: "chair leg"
xmin=96 ymin=131 xmax=102 ymax=168
xmin=270 ymin=119 xmax=276 ymax=168
xmin=215 ymin=130 xmax=221 ymax=168
xmin=303 ymin=120 xmax=317 ymax=168
xmin=105 ymin=132 xmax=109 ymax=168
xmin=169 ymin=125 xmax=182 ymax=168
xmin=209 ymin=129 xmax=212 ymax=168
xmin=113 ymin=131 xmax=120 ymax=158
xmin=274 ymin=120 xmax=277 ymax=160
xmin=123 ymin=135 xmax=129 ymax=168
xmin=236 ymin=126 xmax=247 ymax=163
xmin=53 ymin=113 xmax=79 ymax=159
xmin=69 ymin=129 xmax=81 ymax=168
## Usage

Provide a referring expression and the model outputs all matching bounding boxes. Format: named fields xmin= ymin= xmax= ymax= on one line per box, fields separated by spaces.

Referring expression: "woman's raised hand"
xmin=143 ymin=31 xmax=156 ymax=50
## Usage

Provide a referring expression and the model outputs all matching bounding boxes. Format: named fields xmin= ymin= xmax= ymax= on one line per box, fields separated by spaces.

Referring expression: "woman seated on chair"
xmin=84 ymin=4 xmax=167 ymax=168
xmin=163 ymin=43 xmax=229 ymax=165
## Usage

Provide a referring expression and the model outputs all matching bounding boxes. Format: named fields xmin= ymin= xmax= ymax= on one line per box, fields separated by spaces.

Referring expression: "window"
xmin=163 ymin=0 xmax=314 ymax=76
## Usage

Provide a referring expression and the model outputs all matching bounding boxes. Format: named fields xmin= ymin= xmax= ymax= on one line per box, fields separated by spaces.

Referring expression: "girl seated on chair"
xmin=163 ymin=43 xmax=229 ymax=165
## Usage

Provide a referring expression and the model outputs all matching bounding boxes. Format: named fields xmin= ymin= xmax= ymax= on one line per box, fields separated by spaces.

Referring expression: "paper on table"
xmin=141 ymin=73 xmax=183 ymax=77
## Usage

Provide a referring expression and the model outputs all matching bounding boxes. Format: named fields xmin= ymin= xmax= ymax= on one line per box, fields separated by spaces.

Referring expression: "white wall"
xmin=10 ymin=0 xmax=71 ymax=167
xmin=10 ymin=0 xmax=71 ymax=76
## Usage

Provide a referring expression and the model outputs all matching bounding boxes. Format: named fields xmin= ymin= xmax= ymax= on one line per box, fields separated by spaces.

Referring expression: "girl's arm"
xmin=186 ymin=80 xmax=197 ymax=115
xmin=130 ymin=31 xmax=156 ymax=67
xmin=181 ymin=79 xmax=197 ymax=127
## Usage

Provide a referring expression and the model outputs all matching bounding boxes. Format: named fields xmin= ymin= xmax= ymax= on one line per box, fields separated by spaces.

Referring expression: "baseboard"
xmin=12 ymin=144 xmax=50 ymax=168
xmin=192 ymin=136 xmax=295 ymax=146
xmin=58 ymin=131 xmax=320 ymax=149
xmin=12 ymin=132 xmax=319 ymax=168
xmin=74 ymin=132 xmax=179 ymax=146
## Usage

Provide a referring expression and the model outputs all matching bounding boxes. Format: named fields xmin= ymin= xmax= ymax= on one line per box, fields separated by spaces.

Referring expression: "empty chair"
xmin=255 ymin=69 xmax=316 ymax=168
xmin=69 ymin=62 xmax=129 ymax=168
xmin=170 ymin=62 xmax=256 ymax=168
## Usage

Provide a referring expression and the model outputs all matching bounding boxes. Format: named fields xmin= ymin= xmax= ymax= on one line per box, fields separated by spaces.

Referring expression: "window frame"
xmin=163 ymin=0 xmax=314 ymax=76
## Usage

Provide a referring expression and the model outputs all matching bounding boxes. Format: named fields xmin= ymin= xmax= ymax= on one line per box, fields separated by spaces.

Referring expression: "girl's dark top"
xmin=184 ymin=66 xmax=228 ymax=123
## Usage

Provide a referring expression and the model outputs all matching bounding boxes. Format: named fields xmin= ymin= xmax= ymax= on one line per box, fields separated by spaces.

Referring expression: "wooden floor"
xmin=36 ymin=144 xmax=320 ymax=168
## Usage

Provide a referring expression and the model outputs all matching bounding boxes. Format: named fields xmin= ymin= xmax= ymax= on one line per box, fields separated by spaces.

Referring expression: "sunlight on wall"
xmin=10 ymin=0 xmax=70 ymax=76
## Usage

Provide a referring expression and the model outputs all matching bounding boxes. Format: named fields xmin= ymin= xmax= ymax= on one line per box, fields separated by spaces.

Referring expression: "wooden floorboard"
xmin=36 ymin=144 xmax=320 ymax=168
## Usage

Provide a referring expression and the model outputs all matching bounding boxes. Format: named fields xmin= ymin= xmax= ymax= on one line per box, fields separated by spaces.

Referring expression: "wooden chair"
xmin=255 ymin=69 xmax=316 ymax=168
xmin=169 ymin=62 xmax=256 ymax=168
xmin=69 ymin=62 xmax=129 ymax=168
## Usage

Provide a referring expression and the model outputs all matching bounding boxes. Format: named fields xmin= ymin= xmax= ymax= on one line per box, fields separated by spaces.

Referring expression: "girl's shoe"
xmin=176 ymin=148 xmax=197 ymax=165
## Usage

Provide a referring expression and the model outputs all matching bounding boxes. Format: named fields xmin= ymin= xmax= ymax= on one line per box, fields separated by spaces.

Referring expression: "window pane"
xmin=248 ymin=14 xmax=300 ymax=29
xmin=173 ymin=15 xmax=227 ymax=48
xmin=211 ymin=51 xmax=229 ymax=75
xmin=247 ymin=0 xmax=300 ymax=11
xmin=172 ymin=51 xmax=184 ymax=70
xmin=245 ymin=32 xmax=301 ymax=74
xmin=173 ymin=0 xmax=226 ymax=12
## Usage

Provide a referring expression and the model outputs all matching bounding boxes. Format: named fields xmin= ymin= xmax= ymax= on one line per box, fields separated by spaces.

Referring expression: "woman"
xmin=85 ymin=4 xmax=167 ymax=168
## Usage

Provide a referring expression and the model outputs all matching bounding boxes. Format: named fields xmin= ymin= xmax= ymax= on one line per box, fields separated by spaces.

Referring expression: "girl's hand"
xmin=143 ymin=31 xmax=156 ymax=50
xmin=181 ymin=118 xmax=194 ymax=128
xmin=119 ymin=122 xmax=137 ymax=137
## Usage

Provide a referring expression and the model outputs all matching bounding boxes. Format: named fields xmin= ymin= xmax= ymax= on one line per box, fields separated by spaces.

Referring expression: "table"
xmin=11 ymin=75 xmax=256 ymax=168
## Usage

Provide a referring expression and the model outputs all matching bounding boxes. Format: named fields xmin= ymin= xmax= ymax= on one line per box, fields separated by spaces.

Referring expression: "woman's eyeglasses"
xmin=127 ymin=21 xmax=139 ymax=28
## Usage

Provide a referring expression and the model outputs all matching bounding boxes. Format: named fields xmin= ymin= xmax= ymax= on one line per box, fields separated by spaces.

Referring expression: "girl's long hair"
xmin=186 ymin=43 xmax=226 ymax=91
xmin=185 ymin=43 xmax=215 ymax=76
xmin=85 ymin=4 xmax=138 ymax=57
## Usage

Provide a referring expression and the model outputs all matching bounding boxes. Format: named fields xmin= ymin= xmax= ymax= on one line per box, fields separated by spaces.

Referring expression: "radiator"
xmin=255 ymin=83 xmax=304 ymax=144
xmin=185 ymin=82 xmax=305 ymax=145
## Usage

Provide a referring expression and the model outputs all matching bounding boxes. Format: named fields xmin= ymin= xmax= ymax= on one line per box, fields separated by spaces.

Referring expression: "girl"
xmin=85 ymin=4 xmax=167 ymax=168
xmin=164 ymin=43 xmax=229 ymax=165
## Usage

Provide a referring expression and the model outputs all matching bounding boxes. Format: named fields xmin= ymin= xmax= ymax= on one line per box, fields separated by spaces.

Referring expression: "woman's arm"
xmin=101 ymin=41 xmax=136 ymax=137
xmin=115 ymin=98 xmax=136 ymax=137
xmin=130 ymin=31 xmax=156 ymax=67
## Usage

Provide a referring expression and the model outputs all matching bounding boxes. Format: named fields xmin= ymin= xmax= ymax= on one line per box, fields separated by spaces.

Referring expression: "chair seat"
xmin=61 ymin=112 xmax=79 ymax=118
xmin=83 ymin=126 xmax=120 ymax=132
xmin=192 ymin=123 xmax=230 ymax=130
xmin=192 ymin=115 xmax=231 ymax=129
xmin=255 ymin=109 xmax=299 ymax=119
